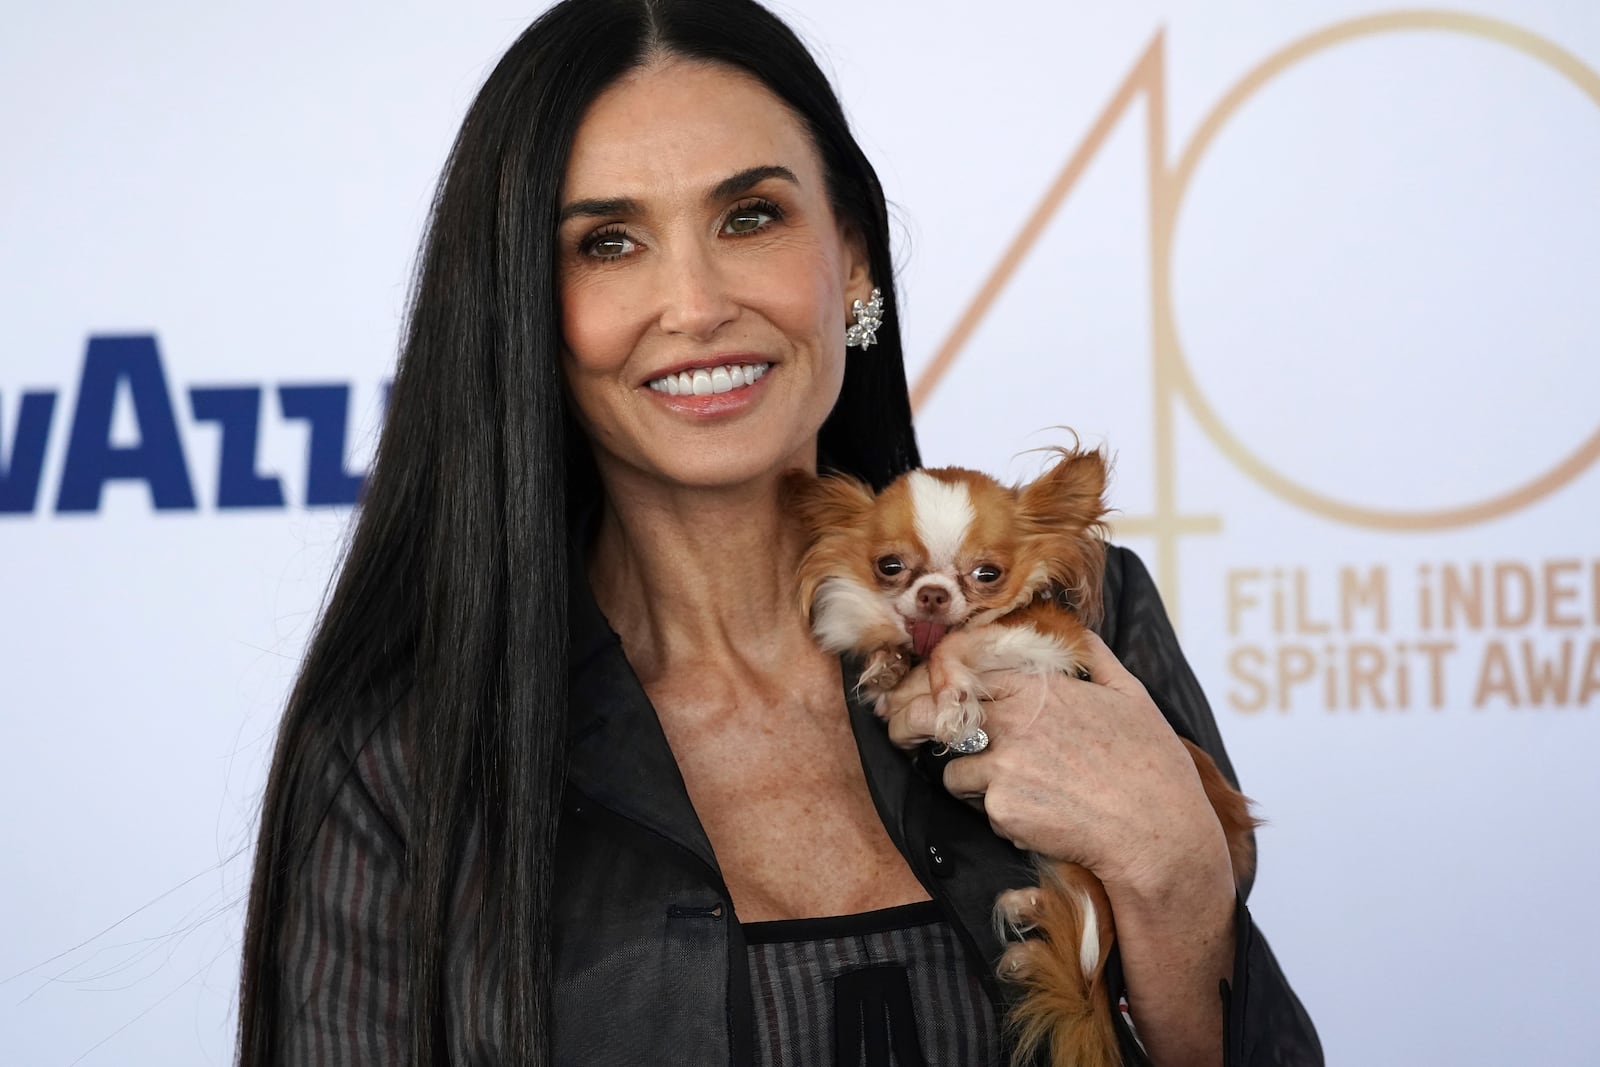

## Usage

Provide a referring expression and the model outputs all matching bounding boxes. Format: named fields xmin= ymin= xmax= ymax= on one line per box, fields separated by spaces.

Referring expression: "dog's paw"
xmin=932 ymin=689 xmax=983 ymax=745
xmin=857 ymin=648 xmax=910 ymax=700
xmin=993 ymin=887 xmax=1044 ymax=941
xmin=997 ymin=940 xmax=1048 ymax=981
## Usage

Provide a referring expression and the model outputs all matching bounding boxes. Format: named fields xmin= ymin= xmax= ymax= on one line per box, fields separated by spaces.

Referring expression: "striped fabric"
xmin=745 ymin=901 xmax=1003 ymax=1067
xmin=276 ymin=710 xmax=513 ymax=1063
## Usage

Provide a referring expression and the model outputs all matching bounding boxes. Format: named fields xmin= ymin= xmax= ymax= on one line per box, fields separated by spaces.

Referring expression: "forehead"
xmin=876 ymin=471 xmax=1016 ymax=562
xmin=563 ymin=57 xmax=826 ymax=199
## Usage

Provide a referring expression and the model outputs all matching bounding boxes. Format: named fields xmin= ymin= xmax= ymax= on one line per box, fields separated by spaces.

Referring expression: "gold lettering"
xmin=1340 ymin=566 xmax=1388 ymax=632
xmin=1520 ymin=640 xmax=1574 ymax=705
xmin=1593 ymin=561 xmax=1600 ymax=627
xmin=1277 ymin=645 xmax=1316 ymax=712
xmin=1417 ymin=564 xmax=1434 ymax=631
xmin=1293 ymin=569 xmax=1330 ymax=634
xmin=1348 ymin=643 xmax=1388 ymax=710
xmin=1494 ymin=562 xmax=1536 ymax=628
xmin=1442 ymin=563 xmax=1483 ymax=629
xmin=920 ymin=17 xmax=1600 ymax=607
xmin=1323 ymin=643 xmax=1339 ymax=707
xmin=1271 ymin=569 xmax=1288 ymax=635
xmin=1226 ymin=569 xmax=1262 ymax=636
xmin=1543 ymin=559 xmax=1583 ymax=628
xmin=1227 ymin=645 xmax=1268 ymax=712
xmin=1416 ymin=641 xmax=1455 ymax=709
xmin=1580 ymin=638 xmax=1600 ymax=705
xmin=1474 ymin=641 xmax=1520 ymax=707
xmin=1394 ymin=642 xmax=1410 ymax=706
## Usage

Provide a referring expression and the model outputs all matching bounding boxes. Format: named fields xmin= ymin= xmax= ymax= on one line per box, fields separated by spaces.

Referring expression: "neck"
xmin=586 ymin=467 xmax=818 ymax=686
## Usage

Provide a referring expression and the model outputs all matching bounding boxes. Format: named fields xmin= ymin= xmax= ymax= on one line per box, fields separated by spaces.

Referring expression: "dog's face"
xmin=856 ymin=469 xmax=1044 ymax=654
xmin=785 ymin=448 xmax=1109 ymax=656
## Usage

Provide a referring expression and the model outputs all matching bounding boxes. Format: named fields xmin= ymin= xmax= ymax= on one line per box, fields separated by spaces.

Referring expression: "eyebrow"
xmin=706 ymin=164 xmax=799 ymax=204
xmin=557 ymin=164 xmax=800 ymax=225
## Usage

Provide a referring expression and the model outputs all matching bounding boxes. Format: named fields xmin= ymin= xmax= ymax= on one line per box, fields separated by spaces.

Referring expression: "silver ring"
xmin=949 ymin=728 xmax=989 ymax=755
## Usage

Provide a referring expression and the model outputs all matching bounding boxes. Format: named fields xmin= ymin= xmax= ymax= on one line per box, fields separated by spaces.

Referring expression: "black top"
xmin=744 ymin=900 xmax=1003 ymax=1066
xmin=271 ymin=544 xmax=1324 ymax=1065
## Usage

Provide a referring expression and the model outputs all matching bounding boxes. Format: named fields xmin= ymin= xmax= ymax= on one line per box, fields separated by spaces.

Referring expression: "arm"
xmin=885 ymin=546 xmax=1322 ymax=1065
xmin=1103 ymin=547 xmax=1322 ymax=1066
xmin=271 ymin=722 xmax=411 ymax=1065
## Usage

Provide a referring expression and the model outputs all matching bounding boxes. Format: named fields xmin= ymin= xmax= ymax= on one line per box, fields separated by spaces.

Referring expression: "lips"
xmin=911 ymin=620 xmax=949 ymax=658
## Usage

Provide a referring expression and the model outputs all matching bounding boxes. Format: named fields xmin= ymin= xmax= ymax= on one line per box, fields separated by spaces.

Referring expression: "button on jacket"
xmin=276 ymin=545 xmax=1323 ymax=1065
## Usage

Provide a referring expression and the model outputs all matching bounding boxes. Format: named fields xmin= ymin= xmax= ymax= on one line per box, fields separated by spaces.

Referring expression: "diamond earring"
xmin=845 ymin=287 xmax=885 ymax=349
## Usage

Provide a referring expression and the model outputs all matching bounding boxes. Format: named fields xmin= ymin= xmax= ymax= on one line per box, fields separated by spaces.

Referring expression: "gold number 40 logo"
xmin=914 ymin=11 xmax=1600 ymax=601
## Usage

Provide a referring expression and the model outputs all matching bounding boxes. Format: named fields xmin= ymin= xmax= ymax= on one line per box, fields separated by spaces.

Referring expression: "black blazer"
xmin=274 ymin=546 xmax=1322 ymax=1065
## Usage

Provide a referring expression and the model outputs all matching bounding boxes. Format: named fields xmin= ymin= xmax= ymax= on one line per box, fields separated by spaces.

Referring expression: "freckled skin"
xmin=571 ymin=59 xmax=925 ymax=924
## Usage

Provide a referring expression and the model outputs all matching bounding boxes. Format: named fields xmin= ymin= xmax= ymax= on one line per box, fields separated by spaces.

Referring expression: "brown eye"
xmin=972 ymin=564 xmax=1003 ymax=584
xmin=876 ymin=556 xmax=905 ymax=578
xmin=579 ymin=225 xmax=635 ymax=259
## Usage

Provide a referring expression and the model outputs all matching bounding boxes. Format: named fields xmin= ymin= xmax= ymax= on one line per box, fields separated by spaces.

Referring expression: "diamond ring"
xmin=949 ymin=728 xmax=989 ymax=755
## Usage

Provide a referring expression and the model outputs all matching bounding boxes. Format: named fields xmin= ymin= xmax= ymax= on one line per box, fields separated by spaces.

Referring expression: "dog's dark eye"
xmin=875 ymin=556 xmax=905 ymax=577
xmin=972 ymin=564 xmax=1003 ymax=584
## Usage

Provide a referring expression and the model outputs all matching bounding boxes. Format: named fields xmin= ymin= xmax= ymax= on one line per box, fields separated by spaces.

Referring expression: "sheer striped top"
xmin=744 ymin=900 xmax=1003 ymax=1067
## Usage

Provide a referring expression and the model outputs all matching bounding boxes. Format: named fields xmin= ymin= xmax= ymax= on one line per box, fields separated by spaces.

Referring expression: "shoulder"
xmin=286 ymin=675 xmax=414 ymax=861
xmin=1095 ymin=542 xmax=1160 ymax=650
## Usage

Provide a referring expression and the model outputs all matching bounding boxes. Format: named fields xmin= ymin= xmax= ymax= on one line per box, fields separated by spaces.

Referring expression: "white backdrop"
xmin=4 ymin=2 xmax=1597 ymax=1064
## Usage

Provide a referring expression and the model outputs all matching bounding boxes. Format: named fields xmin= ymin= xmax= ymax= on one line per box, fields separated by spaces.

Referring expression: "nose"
xmin=658 ymin=241 xmax=738 ymax=340
xmin=917 ymin=586 xmax=949 ymax=613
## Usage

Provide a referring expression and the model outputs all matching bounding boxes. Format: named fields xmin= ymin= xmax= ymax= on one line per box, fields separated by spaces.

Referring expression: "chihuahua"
xmin=785 ymin=446 xmax=1257 ymax=1067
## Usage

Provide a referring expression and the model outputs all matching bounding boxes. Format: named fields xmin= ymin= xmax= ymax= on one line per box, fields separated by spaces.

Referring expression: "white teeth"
xmin=648 ymin=362 xmax=771 ymax=396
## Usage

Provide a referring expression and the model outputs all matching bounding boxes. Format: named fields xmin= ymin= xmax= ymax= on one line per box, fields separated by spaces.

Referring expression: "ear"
xmin=782 ymin=469 xmax=881 ymax=628
xmin=781 ymin=468 xmax=878 ymax=538
xmin=1018 ymin=446 xmax=1109 ymax=532
xmin=1018 ymin=446 xmax=1110 ymax=626
xmin=838 ymin=222 xmax=874 ymax=313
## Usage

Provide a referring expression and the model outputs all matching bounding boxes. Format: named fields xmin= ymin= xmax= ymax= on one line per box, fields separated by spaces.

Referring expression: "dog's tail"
xmin=1000 ymin=860 xmax=1125 ymax=1067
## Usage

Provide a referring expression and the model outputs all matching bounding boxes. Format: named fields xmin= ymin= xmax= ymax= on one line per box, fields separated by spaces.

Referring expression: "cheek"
xmin=560 ymin=276 xmax=638 ymax=381
xmin=749 ymin=238 xmax=850 ymax=350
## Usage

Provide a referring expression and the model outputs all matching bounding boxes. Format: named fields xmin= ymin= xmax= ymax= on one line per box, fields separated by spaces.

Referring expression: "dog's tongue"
xmin=912 ymin=620 xmax=949 ymax=658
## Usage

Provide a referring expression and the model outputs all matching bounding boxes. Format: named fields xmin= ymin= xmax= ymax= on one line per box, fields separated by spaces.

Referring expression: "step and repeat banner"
xmin=4 ymin=2 xmax=1596 ymax=1064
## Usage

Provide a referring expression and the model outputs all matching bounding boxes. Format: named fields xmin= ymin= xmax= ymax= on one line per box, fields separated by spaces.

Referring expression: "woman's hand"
xmin=880 ymin=630 xmax=1238 ymax=1067
xmin=881 ymin=631 xmax=1226 ymax=895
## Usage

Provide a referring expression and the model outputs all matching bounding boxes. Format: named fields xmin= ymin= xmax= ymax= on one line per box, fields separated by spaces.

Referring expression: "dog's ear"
xmin=1018 ymin=447 xmax=1108 ymax=533
xmin=781 ymin=469 xmax=878 ymax=537
xmin=1018 ymin=447 xmax=1110 ymax=626
xmin=782 ymin=469 xmax=882 ymax=628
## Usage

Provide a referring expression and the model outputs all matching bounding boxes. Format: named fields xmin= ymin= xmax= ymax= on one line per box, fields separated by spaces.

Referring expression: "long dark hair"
xmin=236 ymin=1 xmax=919 ymax=1063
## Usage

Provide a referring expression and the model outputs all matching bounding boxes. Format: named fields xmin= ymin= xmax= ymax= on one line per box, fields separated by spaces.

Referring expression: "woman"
xmin=237 ymin=1 xmax=1321 ymax=1064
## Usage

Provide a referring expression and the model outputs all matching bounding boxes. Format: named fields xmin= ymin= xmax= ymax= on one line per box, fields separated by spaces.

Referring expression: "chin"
xmin=783 ymin=443 xmax=1260 ymax=1067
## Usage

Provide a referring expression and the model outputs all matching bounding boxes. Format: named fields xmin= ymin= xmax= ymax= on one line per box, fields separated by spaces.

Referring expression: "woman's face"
xmin=557 ymin=57 xmax=872 ymax=494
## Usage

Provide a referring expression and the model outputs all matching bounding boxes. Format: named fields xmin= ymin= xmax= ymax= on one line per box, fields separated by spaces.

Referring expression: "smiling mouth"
xmin=647 ymin=362 xmax=771 ymax=397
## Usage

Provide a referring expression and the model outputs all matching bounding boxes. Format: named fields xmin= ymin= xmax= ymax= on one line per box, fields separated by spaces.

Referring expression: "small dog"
xmin=784 ymin=446 xmax=1258 ymax=1067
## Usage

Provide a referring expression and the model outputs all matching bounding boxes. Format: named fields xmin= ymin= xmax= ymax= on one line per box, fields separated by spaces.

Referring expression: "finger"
xmin=941 ymin=750 xmax=994 ymax=802
xmin=884 ymin=694 xmax=941 ymax=749
xmin=880 ymin=663 xmax=932 ymax=718
xmin=971 ymin=667 xmax=1057 ymax=705
xmin=1078 ymin=630 xmax=1142 ymax=694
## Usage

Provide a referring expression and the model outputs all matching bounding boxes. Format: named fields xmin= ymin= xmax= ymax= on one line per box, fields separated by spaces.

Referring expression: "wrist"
xmin=1105 ymin=818 xmax=1236 ymax=923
